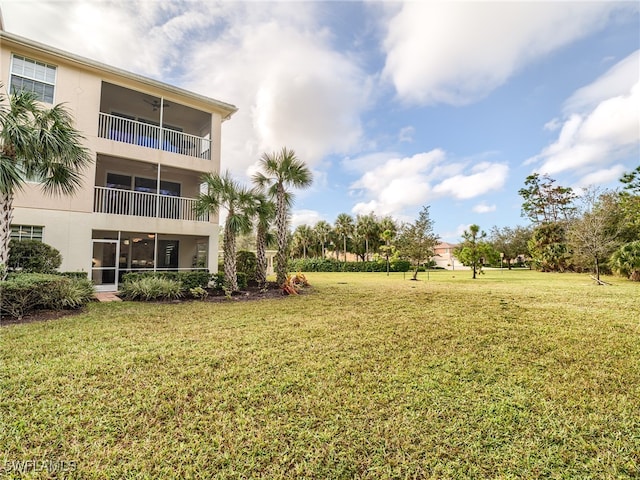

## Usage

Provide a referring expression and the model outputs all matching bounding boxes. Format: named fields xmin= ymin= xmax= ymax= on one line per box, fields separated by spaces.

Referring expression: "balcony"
xmin=98 ymin=82 xmax=213 ymax=160
xmin=93 ymin=186 xmax=208 ymax=222
xmin=98 ymin=113 xmax=211 ymax=160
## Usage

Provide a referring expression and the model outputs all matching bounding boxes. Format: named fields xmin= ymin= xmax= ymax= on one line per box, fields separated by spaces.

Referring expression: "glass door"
xmin=92 ymin=239 xmax=119 ymax=292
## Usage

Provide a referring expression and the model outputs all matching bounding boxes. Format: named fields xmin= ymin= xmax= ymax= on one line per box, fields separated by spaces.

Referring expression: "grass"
xmin=1 ymin=270 xmax=639 ymax=479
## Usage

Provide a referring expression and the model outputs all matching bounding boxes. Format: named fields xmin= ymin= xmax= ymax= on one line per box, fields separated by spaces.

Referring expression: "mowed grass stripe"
xmin=1 ymin=270 xmax=638 ymax=479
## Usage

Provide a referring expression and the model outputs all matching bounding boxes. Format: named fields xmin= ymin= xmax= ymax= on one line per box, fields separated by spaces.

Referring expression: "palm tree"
xmin=252 ymin=147 xmax=313 ymax=285
xmin=0 ymin=88 xmax=92 ymax=279
xmin=356 ymin=213 xmax=379 ymax=261
xmin=293 ymin=224 xmax=314 ymax=259
xmin=334 ymin=213 xmax=354 ymax=262
xmin=252 ymin=191 xmax=276 ymax=289
xmin=314 ymin=220 xmax=332 ymax=259
xmin=610 ymin=240 xmax=640 ymax=281
xmin=196 ymin=171 xmax=254 ymax=292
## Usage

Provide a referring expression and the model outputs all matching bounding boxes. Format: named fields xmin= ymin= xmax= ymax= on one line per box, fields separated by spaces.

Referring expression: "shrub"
xmin=121 ymin=271 xmax=210 ymax=291
xmin=1 ymin=273 xmax=94 ymax=319
xmin=236 ymin=251 xmax=257 ymax=282
xmin=189 ymin=286 xmax=209 ymax=300
xmin=51 ymin=277 xmax=95 ymax=309
xmin=236 ymin=272 xmax=248 ymax=290
xmin=210 ymin=272 xmax=225 ymax=291
xmin=59 ymin=271 xmax=89 ymax=280
xmin=120 ymin=277 xmax=183 ymax=301
xmin=7 ymin=240 xmax=62 ymax=273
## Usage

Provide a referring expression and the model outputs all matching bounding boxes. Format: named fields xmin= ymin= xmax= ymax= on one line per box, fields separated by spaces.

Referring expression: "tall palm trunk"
xmin=223 ymin=218 xmax=238 ymax=292
xmin=275 ymin=185 xmax=288 ymax=285
xmin=343 ymin=236 xmax=347 ymax=262
xmin=0 ymin=192 xmax=14 ymax=280
xmin=255 ymin=224 xmax=267 ymax=288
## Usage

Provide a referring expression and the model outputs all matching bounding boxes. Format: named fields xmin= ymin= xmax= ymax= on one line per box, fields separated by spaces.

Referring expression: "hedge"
xmin=288 ymin=258 xmax=411 ymax=273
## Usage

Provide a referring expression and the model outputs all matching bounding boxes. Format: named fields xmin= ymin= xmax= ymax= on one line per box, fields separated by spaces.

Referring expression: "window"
xmin=10 ymin=55 xmax=57 ymax=103
xmin=10 ymin=225 xmax=43 ymax=242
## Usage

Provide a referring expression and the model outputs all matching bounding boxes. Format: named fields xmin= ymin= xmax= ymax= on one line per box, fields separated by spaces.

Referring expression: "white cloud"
xmin=564 ymin=50 xmax=640 ymax=112
xmin=350 ymin=150 xmax=508 ymax=217
xmin=432 ymin=162 xmax=509 ymax=200
xmin=180 ymin=7 xmax=371 ymax=177
xmin=2 ymin=1 xmax=371 ymax=180
xmin=472 ymin=203 xmax=497 ymax=214
xmin=574 ymin=165 xmax=628 ymax=189
xmin=528 ymin=51 xmax=640 ymax=181
xmin=380 ymin=1 xmax=631 ymax=106
xmin=398 ymin=126 xmax=414 ymax=143
xmin=290 ymin=209 xmax=324 ymax=229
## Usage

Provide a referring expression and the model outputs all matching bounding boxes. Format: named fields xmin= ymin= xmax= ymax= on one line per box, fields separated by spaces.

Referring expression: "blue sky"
xmin=2 ymin=1 xmax=639 ymax=241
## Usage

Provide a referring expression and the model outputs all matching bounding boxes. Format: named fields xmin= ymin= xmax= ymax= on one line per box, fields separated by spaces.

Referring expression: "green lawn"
xmin=1 ymin=270 xmax=639 ymax=479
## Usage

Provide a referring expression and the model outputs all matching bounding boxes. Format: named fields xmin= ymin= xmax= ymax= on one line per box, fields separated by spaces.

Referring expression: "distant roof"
xmin=0 ymin=29 xmax=238 ymax=120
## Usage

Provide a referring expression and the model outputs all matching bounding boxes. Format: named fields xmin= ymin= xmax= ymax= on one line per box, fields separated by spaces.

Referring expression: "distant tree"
xmin=292 ymin=224 xmax=314 ymax=259
xmin=618 ymin=166 xmax=640 ymax=242
xmin=489 ymin=225 xmax=532 ymax=269
xmin=196 ymin=171 xmax=254 ymax=292
xmin=379 ymin=229 xmax=396 ymax=276
xmin=454 ymin=224 xmax=496 ymax=279
xmin=519 ymin=174 xmax=576 ymax=272
xmin=334 ymin=213 xmax=354 ymax=262
xmin=356 ymin=213 xmax=380 ymax=261
xmin=610 ymin=240 xmax=640 ymax=281
xmin=314 ymin=220 xmax=332 ymax=259
xmin=518 ymin=173 xmax=576 ymax=224
xmin=252 ymin=147 xmax=313 ymax=285
xmin=527 ymin=222 xmax=571 ymax=272
xmin=568 ymin=187 xmax=622 ymax=281
xmin=397 ymin=206 xmax=439 ymax=280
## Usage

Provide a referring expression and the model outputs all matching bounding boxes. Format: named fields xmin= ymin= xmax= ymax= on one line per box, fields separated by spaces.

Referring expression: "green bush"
xmin=236 ymin=251 xmax=257 ymax=282
xmin=120 ymin=277 xmax=183 ymax=301
xmin=121 ymin=271 xmax=210 ymax=291
xmin=52 ymin=277 xmax=95 ymax=309
xmin=59 ymin=271 xmax=89 ymax=280
xmin=189 ymin=286 xmax=208 ymax=300
xmin=288 ymin=258 xmax=411 ymax=273
xmin=236 ymin=272 xmax=248 ymax=290
xmin=1 ymin=273 xmax=94 ymax=319
xmin=210 ymin=272 xmax=225 ymax=290
xmin=7 ymin=240 xmax=62 ymax=273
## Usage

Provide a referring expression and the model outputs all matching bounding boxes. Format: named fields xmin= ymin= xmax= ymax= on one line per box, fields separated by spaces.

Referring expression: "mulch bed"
xmin=1 ymin=283 xmax=299 ymax=327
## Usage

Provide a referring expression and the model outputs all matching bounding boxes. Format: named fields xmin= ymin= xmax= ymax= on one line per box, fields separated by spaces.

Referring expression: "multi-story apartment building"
xmin=1 ymin=20 xmax=237 ymax=291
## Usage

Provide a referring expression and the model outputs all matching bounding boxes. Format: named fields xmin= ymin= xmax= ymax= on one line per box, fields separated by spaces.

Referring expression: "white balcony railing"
xmin=94 ymin=186 xmax=209 ymax=222
xmin=98 ymin=112 xmax=211 ymax=160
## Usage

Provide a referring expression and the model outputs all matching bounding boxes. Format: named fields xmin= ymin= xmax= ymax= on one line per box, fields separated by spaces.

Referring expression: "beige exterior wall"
xmin=1 ymin=30 xmax=235 ymax=287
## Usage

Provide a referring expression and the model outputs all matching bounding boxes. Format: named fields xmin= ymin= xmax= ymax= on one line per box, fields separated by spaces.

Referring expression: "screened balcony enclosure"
xmin=98 ymin=82 xmax=212 ymax=159
xmin=93 ymin=155 xmax=208 ymax=222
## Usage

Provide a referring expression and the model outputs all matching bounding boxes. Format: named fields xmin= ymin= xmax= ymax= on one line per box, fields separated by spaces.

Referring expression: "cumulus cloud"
xmin=178 ymin=5 xmax=371 ymax=177
xmin=290 ymin=209 xmax=325 ymax=229
xmin=472 ymin=203 xmax=497 ymax=214
xmin=380 ymin=1 xmax=631 ymax=106
xmin=528 ymin=50 xmax=640 ymax=182
xmin=2 ymin=1 xmax=371 ymax=179
xmin=350 ymin=150 xmax=508 ymax=217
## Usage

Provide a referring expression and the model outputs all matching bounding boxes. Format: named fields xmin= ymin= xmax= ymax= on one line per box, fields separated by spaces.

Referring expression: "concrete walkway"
xmin=94 ymin=292 xmax=122 ymax=302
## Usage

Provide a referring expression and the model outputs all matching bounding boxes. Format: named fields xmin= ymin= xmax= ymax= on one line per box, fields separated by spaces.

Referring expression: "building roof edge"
xmin=0 ymin=29 xmax=238 ymax=119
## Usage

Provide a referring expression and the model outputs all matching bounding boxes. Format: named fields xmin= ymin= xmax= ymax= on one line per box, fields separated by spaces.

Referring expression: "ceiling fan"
xmin=143 ymin=98 xmax=170 ymax=111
